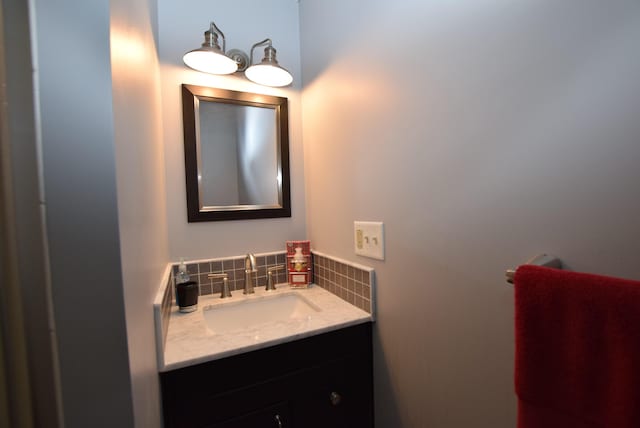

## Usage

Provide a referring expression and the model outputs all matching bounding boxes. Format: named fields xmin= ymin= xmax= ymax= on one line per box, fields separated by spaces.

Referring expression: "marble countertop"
xmin=160 ymin=284 xmax=373 ymax=372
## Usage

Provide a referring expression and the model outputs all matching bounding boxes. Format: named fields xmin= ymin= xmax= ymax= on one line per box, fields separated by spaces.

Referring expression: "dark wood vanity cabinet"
xmin=160 ymin=323 xmax=373 ymax=428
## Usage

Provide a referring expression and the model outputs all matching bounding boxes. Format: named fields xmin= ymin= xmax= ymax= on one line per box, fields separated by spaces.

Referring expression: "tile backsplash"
xmin=312 ymin=251 xmax=374 ymax=314
xmin=172 ymin=252 xmax=288 ymax=297
xmin=168 ymin=250 xmax=375 ymax=315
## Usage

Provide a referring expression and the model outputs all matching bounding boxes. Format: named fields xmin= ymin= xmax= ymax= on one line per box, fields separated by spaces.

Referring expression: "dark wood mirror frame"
xmin=182 ymin=84 xmax=291 ymax=222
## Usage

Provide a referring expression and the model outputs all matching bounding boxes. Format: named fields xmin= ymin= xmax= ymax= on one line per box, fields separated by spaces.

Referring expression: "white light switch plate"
xmin=354 ymin=221 xmax=385 ymax=260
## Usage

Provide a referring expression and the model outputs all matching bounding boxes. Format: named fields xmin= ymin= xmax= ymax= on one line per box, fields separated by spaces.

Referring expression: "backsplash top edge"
xmin=311 ymin=250 xmax=375 ymax=272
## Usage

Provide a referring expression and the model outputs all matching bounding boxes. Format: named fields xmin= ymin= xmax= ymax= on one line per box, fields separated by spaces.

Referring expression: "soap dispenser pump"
xmin=176 ymin=258 xmax=190 ymax=284
xmin=292 ymin=247 xmax=307 ymax=272
xmin=175 ymin=258 xmax=199 ymax=313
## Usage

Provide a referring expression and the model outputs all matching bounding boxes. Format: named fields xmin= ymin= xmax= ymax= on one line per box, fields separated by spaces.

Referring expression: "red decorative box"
xmin=286 ymin=240 xmax=311 ymax=288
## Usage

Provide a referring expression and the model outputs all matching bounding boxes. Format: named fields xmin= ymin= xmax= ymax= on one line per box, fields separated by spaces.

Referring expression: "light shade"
xmin=183 ymin=22 xmax=238 ymax=75
xmin=245 ymin=43 xmax=293 ymax=87
xmin=183 ymin=49 xmax=238 ymax=74
xmin=245 ymin=64 xmax=293 ymax=87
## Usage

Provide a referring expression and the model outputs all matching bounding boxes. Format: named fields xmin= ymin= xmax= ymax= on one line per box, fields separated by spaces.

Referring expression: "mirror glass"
xmin=182 ymin=85 xmax=291 ymax=221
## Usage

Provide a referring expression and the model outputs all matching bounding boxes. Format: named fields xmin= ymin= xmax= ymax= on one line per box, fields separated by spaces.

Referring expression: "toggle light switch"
xmin=356 ymin=229 xmax=364 ymax=249
xmin=354 ymin=221 xmax=385 ymax=260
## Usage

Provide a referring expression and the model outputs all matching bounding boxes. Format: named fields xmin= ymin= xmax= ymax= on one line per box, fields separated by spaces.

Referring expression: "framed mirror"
xmin=182 ymin=84 xmax=291 ymax=222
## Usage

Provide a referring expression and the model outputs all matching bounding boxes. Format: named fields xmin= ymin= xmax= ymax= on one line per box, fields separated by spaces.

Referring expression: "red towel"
xmin=514 ymin=265 xmax=640 ymax=428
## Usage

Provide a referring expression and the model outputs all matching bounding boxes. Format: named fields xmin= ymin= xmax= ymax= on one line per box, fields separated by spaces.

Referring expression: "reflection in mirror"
xmin=182 ymin=85 xmax=290 ymax=221
xmin=198 ymin=102 xmax=278 ymax=206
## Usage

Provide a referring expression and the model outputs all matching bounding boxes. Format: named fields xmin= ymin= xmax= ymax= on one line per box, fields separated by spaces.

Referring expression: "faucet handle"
xmin=208 ymin=273 xmax=231 ymax=298
xmin=266 ymin=265 xmax=286 ymax=291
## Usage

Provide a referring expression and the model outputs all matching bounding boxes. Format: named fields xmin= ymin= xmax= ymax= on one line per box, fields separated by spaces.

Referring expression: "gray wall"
xmin=300 ymin=1 xmax=640 ymax=427
xmin=111 ymin=0 xmax=170 ymax=426
xmin=1 ymin=0 xmax=61 ymax=424
xmin=0 ymin=0 xmax=60 ymax=422
xmin=33 ymin=0 xmax=135 ymax=426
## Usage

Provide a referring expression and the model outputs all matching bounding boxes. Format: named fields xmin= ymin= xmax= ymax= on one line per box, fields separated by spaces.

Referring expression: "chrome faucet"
xmin=244 ymin=253 xmax=257 ymax=294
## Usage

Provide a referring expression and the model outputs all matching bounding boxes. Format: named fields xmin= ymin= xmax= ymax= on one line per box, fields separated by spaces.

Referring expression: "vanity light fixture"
xmin=244 ymin=39 xmax=293 ymax=87
xmin=183 ymin=22 xmax=238 ymax=75
xmin=183 ymin=21 xmax=293 ymax=87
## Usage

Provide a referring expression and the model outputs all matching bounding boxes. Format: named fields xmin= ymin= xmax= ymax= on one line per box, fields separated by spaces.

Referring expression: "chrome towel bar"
xmin=506 ymin=254 xmax=562 ymax=284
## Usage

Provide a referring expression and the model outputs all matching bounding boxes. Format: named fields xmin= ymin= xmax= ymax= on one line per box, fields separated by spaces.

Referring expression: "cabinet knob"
xmin=329 ymin=391 xmax=342 ymax=406
xmin=275 ymin=414 xmax=283 ymax=427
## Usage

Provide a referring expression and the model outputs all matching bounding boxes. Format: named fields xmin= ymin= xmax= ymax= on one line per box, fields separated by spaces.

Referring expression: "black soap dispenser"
xmin=176 ymin=259 xmax=199 ymax=313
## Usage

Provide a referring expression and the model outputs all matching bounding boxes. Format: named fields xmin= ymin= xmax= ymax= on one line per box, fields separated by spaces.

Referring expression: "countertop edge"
xmin=159 ymin=316 xmax=373 ymax=372
xmin=153 ymin=263 xmax=174 ymax=370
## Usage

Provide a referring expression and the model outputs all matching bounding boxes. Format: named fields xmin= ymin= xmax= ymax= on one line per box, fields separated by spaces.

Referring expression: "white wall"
xmin=157 ymin=0 xmax=305 ymax=260
xmin=300 ymin=1 xmax=640 ymax=427
xmin=110 ymin=0 xmax=170 ymax=426
xmin=32 ymin=0 xmax=135 ymax=426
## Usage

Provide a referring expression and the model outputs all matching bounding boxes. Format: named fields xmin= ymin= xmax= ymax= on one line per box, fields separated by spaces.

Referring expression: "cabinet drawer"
xmin=206 ymin=401 xmax=289 ymax=428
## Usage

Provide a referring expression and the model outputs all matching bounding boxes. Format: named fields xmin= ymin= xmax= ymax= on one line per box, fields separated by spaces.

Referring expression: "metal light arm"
xmin=207 ymin=21 xmax=227 ymax=53
xmin=249 ymin=38 xmax=273 ymax=65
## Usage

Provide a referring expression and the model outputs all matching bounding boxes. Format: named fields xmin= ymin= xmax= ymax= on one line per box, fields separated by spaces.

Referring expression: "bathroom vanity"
xmin=160 ymin=323 xmax=372 ymax=428
xmin=157 ymin=285 xmax=374 ymax=428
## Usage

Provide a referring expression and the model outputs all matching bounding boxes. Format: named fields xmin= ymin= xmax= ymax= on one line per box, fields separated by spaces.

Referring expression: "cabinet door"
xmin=290 ymin=355 xmax=373 ymax=428
xmin=167 ymin=373 xmax=294 ymax=428
xmin=207 ymin=401 xmax=289 ymax=428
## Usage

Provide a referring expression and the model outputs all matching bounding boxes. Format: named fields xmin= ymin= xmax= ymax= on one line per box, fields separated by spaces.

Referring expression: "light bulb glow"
xmin=245 ymin=64 xmax=293 ymax=87
xmin=183 ymin=50 xmax=238 ymax=75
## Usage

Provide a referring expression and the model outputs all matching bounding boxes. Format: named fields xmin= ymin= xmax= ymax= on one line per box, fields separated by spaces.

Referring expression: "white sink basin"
xmin=202 ymin=292 xmax=321 ymax=334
